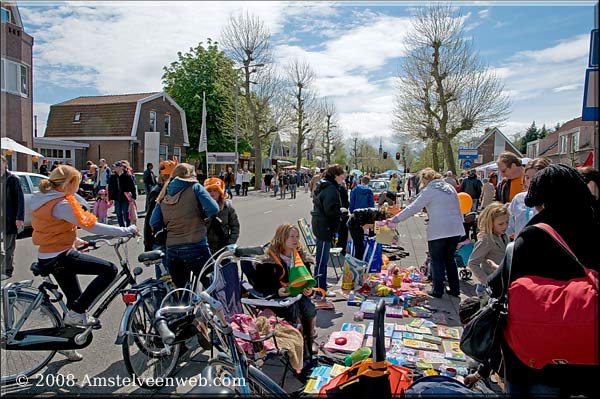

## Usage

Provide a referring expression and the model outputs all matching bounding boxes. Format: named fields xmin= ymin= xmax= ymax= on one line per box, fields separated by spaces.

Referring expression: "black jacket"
xmin=250 ymin=247 xmax=315 ymax=297
xmin=347 ymin=207 xmax=386 ymax=228
xmin=311 ymin=176 xmax=342 ymax=241
xmin=487 ymin=209 xmax=599 ymax=394
xmin=460 ymin=174 xmax=482 ymax=200
xmin=206 ymin=201 xmax=240 ymax=254
xmin=143 ymin=169 xmax=156 ymax=187
xmin=144 ymin=184 xmax=165 ymax=251
xmin=2 ymin=172 xmax=25 ymax=235
xmin=108 ymin=171 xmax=137 ymax=202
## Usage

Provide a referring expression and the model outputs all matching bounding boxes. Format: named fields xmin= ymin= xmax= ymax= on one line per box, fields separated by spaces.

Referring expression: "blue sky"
xmin=18 ymin=1 xmax=598 ymax=151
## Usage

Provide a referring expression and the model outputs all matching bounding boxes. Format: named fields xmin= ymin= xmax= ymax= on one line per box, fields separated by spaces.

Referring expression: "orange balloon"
xmin=457 ymin=192 xmax=473 ymax=215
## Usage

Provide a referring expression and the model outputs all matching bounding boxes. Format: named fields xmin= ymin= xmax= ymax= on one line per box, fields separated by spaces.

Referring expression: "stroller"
xmin=419 ymin=211 xmax=478 ymax=281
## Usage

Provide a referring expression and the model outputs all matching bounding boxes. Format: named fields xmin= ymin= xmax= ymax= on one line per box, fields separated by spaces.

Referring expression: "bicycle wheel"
xmin=121 ymin=288 xmax=181 ymax=387
xmin=208 ymin=358 xmax=283 ymax=395
xmin=1 ymin=291 xmax=61 ymax=385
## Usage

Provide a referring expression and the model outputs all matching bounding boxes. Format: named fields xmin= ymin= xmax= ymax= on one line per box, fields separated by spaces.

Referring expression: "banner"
xmin=198 ymin=91 xmax=207 ymax=152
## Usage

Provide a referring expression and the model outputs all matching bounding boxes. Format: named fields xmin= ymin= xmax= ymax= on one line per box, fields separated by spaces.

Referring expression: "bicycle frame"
xmin=2 ymin=236 xmax=143 ymax=346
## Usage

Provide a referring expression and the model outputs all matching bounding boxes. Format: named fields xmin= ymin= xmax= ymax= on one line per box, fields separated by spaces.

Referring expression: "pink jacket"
xmin=93 ymin=199 xmax=111 ymax=218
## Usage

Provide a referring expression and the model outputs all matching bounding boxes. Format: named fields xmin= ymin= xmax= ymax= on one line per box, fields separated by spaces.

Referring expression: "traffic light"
xmin=383 ymin=152 xmax=388 ymax=159
xmin=395 ymin=152 xmax=401 ymax=160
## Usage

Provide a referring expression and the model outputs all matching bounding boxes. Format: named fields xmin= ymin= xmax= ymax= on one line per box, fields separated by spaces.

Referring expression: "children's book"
xmin=365 ymin=321 xmax=374 ymax=336
xmin=303 ymin=376 xmax=330 ymax=394
xmin=422 ymin=334 xmax=442 ymax=344
xmin=359 ymin=300 xmax=377 ymax=318
xmin=323 ymin=331 xmax=364 ymax=354
xmin=421 ymin=320 xmax=437 ymax=328
xmin=341 ymin=323 xmax=366 ymax=334
xmin=409 ymin=318 xmax=425 ymax=328
xmin=390 ymin=338 xmax=403 ymax=350
xmin=419 ymin=350 xmax=446 ymax=362
xmin=442 ymin=340 xmax=466 ymax=361
xmin=384 ymin=323 xmax=396 ymax=337
xmin=392 ymin=331 xmax=404 ymax=340
xmin=310 ymin=366 xmax=332 ymax=379
xmin=330 ymin=364 xmax=348 ymax=378
xmin=407 ymin=306 xmax=432 ymax=318
xmin=365 ymin=336 xmax=391 ymax=350
xmin=437 ymin=326 xmax=461 ymax=340
xmin=385 ymin=306 xmax=404 ymax=318
xmin=416 ymin=360 xmax=434 ymax=369
xmin=403 ymin=339 xmax=439 ymax=351
xmin=394 ymin=324 xmax=407 ymax=332
xmin=400 ymin=347 xmax=417 ymax=356
xmin=406 ymin=326 xmax=432 ymax=335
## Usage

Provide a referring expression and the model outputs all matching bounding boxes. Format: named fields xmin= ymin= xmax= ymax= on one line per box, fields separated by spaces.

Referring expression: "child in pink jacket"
xmin=93 ymin=189 xmax=112 ymax=224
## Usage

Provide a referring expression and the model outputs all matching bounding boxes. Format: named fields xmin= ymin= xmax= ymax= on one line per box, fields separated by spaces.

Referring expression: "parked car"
xmin=367 ymin=179 xmax=389 ymax=203
xmin=12 ymin=171 xmax=90 ymax=229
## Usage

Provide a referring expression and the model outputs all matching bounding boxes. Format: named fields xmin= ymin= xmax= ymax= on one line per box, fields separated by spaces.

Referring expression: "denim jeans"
xmin=314 ymin=239 xmax=331 ymax=290
xmin=165 ymin=242 xmax=212 ymax=292
xmin=427 ymin=235 xmax=461 ymax=295
xmin=40 ymin=250 xmax=118 ymax=314
xmin=225 ymin=184 xmax=233 ymax=199
xmin=235 ymin=184 xmax=241 ymax=197
xmin=114 ymin=199 xmax=130 ymax=227
xmin=289 ymin=183 xmax=297 ymax=198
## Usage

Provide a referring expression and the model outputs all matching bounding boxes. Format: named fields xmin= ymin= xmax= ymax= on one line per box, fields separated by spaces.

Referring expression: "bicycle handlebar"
xmin=155 ymin=317 xmax=176 ymax=345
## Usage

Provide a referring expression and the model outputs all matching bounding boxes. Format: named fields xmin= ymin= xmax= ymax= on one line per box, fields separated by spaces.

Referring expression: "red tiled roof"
xmin=554 ymin=117 xmax=596 ymax=134
xmin=55 ymin=92 xmax=159 ymax=106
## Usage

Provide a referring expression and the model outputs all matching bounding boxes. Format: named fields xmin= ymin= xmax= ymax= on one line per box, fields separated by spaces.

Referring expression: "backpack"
xmin=503 ymin=223 xmax=599 ymax=369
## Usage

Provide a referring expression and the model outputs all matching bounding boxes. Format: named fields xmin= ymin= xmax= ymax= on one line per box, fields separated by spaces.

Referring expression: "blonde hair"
xmin=269 ymin=224 xmax=305 ymax=255
xmin=477 ymin=202 xmax=509 ymax=238
xmin=419 ymin=167 xmax=443 ymax=182
xmin=497 ymin=151 xmax=522 ymax=168
xmin=156 ymin=163 xmax=197 ymax=203
xmin=39 ymin=165 xmax=81 ymax=194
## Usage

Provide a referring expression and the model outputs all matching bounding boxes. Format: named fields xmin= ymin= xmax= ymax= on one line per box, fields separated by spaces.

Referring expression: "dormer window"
xmin=1 ymin=8 xmax=11 ymax=23
xmin=73 ymin=112 xmax=81 ymax=122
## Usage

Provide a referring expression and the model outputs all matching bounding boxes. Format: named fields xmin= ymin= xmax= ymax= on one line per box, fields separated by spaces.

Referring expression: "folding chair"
xmin=297 ymin=218 xmax=344 ymax=279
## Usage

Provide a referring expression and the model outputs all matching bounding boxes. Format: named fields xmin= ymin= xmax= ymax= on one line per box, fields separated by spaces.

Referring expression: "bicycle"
xmin=153 ymin=245 xmax=292 ymax=395
xmin=0 ymin=235 xmax=167 ymax=385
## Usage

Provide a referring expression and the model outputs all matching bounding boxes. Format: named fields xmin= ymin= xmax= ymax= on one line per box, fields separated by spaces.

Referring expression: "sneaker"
xmin=58 ymin=350 xmax=83 ymax=362
xmin=325 ymin=291 xmax=336 ymax=298
xmin=64 ymin=310 xmax=100 ymax=326
xmin=1 ymin=273 xmax=11 ymax=281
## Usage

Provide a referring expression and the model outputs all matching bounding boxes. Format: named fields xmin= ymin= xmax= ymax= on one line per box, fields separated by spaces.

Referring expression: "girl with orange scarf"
xmin=31 ymin=165 xmax=138 ymax=330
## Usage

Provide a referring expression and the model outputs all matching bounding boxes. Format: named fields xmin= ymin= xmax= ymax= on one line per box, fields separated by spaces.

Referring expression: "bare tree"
xmin=221 ymin=11 xmax=273 ymax=189
xmin=319 ymin=99 xmax=343 ymax=165
xmin=393 ymin=5 xmax=510 ymax=174
xmin=285 ymin=59 xmax=321 ymax=169
xmin=349 ymin=133 xmax=361 ymax=169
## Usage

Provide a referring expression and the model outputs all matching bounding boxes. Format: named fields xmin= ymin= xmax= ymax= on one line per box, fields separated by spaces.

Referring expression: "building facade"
xmin=1 ymin=2 xmax=34 ymax=172
xmin=470 ymin=127 xmax=523 ymax=168
xmin=44 ymin=92 xmax=189 ymax=171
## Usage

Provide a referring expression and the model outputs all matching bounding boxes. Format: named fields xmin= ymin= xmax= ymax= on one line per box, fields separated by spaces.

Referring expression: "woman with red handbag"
xmin=486 ymin=164 xmax=600 ymax=397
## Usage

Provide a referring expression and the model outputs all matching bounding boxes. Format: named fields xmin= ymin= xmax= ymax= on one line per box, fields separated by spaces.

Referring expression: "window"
xmin=29 ymin=176 xmax=45 ymax=192
xmin=1 ymin=7 xmax=10 ymax=23
xmin=65 ymin=149 xmax=71 ymax=158
xmin=571 ymin=133 xmax=579 ymax=153
xmin=159 ymin=145 xmax=168 ymax=160
xmin=559 ymin=135 xmax=568 ymax=154
xmin=0 ymin=58 xmax=28 ymax=97
xmin=173 ymin=147 xmax=181 ymax=162
xmin=73 ymin=112 xmax=81 ymax=122
xmin=149 ymin=111 xmax=156 ymax=132
xmin=164 ymin=114 xmax=171 ymax=136
xmin=18 ymin=176 xmax=31 ymax=194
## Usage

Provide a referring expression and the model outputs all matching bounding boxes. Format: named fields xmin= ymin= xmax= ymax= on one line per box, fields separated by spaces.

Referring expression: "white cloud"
xmin=478 ymin=9 xmax=490 ymax=19
xmin=516 ymin=34 xmax=589 ymax=63
xmin=553 ymin=84 xmax=581 ymax=93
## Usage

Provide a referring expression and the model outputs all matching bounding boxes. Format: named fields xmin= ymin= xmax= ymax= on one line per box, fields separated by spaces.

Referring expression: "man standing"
xmin=242 ymin=167 xmax=251 ymax=196
xmin=289 ymin=170 xmax=298 ymax=199
xmin=444 ymin=171 xmax=459 ymax=188
xmin=1 ymin=155 xmax=24 ymax=280
xmin=460 ymin=170 xmax=483 ymax=211
xmin=264 ymin=170 xmax=273 ymax=193
xmin=39 ymin=159 xmax=49 ymax=176
xmin=223 ymin=166 xmax=235 ymax=199
xmin=235 ymin=168 xmax=243 ymax=197
xmin=495 ymin=151 xmax=525 ymax=204
xmin=108 ymin=161 xmax=137 ymax=227
xmin=143 ymin=163 xmax=157 ymax=212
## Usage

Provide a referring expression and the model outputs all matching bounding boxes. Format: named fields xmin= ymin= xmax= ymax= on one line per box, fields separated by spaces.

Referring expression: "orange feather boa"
xmin=65 ymin=194 xmax=97 ymax=228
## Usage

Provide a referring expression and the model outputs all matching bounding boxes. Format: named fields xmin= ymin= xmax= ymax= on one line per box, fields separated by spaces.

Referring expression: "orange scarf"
xmin=65 ymin=194 xmax=97 ymax=228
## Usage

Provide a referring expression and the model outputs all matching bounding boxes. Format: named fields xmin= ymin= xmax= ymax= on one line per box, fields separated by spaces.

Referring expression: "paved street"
xmin=1 ymin=188 xmax=475 ymax=396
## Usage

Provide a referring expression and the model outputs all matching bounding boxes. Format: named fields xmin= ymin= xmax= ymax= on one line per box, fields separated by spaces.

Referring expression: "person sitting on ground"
xmin=467 ymin=202 xmax=509 ymax=289
xmin=250 ymin=224 xmax=320 ymax=355
xmin=349 ymin=175 xmax=374 ymax=213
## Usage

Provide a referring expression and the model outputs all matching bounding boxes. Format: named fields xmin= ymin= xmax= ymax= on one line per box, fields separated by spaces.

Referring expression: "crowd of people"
xmin=2 ymin=150 xmax=599 ymax=395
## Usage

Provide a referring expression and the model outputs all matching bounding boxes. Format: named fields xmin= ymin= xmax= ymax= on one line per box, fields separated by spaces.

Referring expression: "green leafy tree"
xmin=162 ymin=39 xmax=239 ymax=165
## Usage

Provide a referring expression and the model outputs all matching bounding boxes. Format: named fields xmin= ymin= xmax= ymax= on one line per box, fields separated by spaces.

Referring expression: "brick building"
xmin=1 ymin=2 xmax=34 ymax=172
xmin=527 ymin=117 xmax=596 ymax=166
xmin=469 ymin=127 xmax=523 ymax=168
xmin=43 ymin=92 xmax=189 ymax=171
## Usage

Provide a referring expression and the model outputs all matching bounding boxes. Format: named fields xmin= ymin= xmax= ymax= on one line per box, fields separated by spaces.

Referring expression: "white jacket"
xmin=391 ymin=179 xmax=465 ymax=241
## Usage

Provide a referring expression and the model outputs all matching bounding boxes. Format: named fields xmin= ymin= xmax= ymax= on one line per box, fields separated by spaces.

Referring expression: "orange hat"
xmin=204 ymin=177 xmax=225 ymax=197
xmin=159 ymin=158 xmax=178 ymax=176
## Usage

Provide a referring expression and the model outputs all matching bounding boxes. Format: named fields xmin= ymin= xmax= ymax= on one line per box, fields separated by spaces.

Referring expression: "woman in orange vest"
xmin=31 ymin=165 xmax=138 ymax=328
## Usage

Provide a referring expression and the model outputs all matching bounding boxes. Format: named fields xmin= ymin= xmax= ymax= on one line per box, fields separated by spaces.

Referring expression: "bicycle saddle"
xmin=30 ymin=262 xmax=51 ymax=277
xmin=138 ymin=250 xmax=164 ymax=263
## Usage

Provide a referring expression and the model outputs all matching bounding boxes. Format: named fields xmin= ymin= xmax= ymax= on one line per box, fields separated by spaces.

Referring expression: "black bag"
xmin=459 ymin=243 xmax=513 ymax=364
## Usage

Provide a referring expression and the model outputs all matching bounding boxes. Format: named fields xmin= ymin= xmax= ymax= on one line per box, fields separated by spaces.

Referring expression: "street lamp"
xmin=234 ymin=63 xmax=264 ymax=170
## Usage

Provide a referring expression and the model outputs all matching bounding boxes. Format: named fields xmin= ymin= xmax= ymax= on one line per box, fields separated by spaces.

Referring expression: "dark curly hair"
xmin=525 ymin=164 xmax=594 ymax=214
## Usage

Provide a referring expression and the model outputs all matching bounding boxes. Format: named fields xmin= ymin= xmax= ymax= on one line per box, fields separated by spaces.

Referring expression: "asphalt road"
xmin=1 ymin=188 xmax=315 ymax=396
